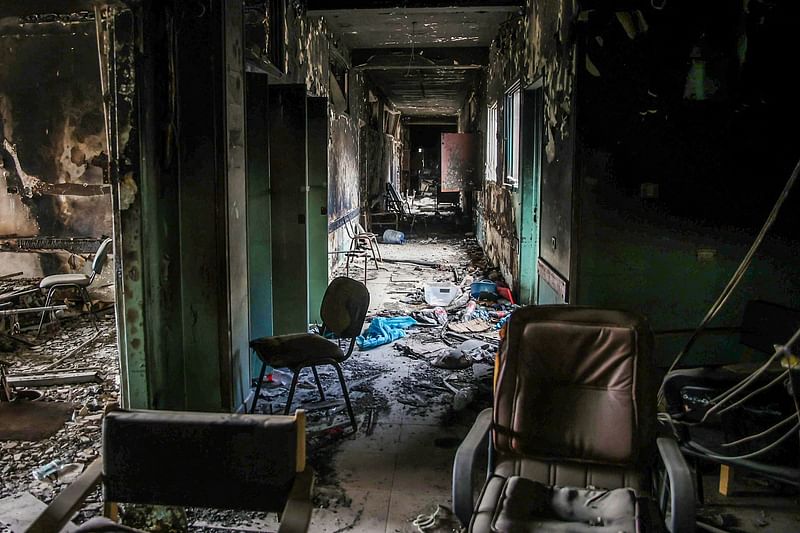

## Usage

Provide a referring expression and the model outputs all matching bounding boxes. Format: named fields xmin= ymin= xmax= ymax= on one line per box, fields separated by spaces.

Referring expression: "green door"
xmin=519 ymin=82 xmax=544 ymax=305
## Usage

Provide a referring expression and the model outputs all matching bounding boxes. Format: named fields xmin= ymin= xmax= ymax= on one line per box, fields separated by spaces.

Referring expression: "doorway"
xmin=518 ymin=81 xmax=544 ymax=305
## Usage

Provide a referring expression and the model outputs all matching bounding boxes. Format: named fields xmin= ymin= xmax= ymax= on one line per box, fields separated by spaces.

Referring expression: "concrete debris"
xmin=0 ymin=315 xmax=117 ymax=527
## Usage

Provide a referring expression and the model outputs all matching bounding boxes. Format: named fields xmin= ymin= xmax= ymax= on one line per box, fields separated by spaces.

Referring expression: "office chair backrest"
xmin=91 ymin=238 xmax=113 ymax=277
xmin=321 ymin=276 xmax=370 ymax=338
xmin=494 ymin=305 xmax=656 ymax=468
xmin=102 ymin=409 xmax=305 ymax=512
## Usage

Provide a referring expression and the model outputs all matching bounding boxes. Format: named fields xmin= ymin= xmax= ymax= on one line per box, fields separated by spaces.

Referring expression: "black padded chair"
xmin=36 ymin=237 xmax=113 ymax=336
xmin=250 ymin=277 xmax=370 ymax=432
xmin=452 ymin=306 xmax=695 ymax=532
xmin=27 ymin=408 xmax=313 ymax=533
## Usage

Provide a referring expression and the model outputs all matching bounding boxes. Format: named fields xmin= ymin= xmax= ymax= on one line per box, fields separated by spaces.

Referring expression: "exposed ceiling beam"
xmin=0 ymin=0 xmax=126 ymax=17
xmin=352 ymin=47 xmax=489 ymax=70
xmin=307 ymin=1 xmax=521 ymax=11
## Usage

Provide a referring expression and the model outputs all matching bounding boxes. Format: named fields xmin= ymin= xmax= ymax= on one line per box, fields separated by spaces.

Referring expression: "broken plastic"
xmin=424 ymin=282 xmax=459 ymax=306
xmin=31 ymin=458 xmax=67 ymax=481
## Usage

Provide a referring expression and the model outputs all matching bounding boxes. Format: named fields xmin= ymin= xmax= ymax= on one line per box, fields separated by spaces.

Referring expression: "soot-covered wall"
xmin=574 ymin=0 xmax=800 ymax=365
xmin=479 ymin=0 xmax=577 ymax=298
xmin=0 ymin=20 xmax=111 ymax=276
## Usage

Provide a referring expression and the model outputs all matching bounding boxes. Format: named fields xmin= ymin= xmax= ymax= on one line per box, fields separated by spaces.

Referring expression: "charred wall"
xmin=276 ymin=3 xmax=394 ymax=268
xmin=574 ymin=0 xmax=800 ymax=364
xmin=0 ymin=17 xmax=111 ymax=276
xmin=478 ymin=0 xmax=577 ymax=298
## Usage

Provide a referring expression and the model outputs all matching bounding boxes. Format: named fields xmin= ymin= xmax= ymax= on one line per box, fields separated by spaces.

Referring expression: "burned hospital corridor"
xmin=1 ymin=1 xmax=800 ymax=532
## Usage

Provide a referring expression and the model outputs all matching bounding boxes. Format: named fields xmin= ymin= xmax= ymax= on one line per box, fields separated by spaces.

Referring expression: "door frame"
xmin=518 ymin=78 xmax=544 ymax=304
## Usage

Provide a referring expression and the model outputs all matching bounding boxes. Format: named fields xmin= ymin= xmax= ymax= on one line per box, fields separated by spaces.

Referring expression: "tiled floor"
xmin=233 ymin=230 xmax=489 ymax=533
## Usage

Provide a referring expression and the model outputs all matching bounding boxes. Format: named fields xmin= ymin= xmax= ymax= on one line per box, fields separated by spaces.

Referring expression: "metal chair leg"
xmin=81 ymin=288 xmax=99 ymax=331
xmin=332 ymin=362 xmax=357 ymax=433
xmin=311 ymin=365 xmax=325 ymax=401
xmin=250 ymin=358 xmax=269 ymax=413
xmin=36 ymin=288 xmax=56 ymax=337
xmin=283 ymin=369 xmax=300 ymax=415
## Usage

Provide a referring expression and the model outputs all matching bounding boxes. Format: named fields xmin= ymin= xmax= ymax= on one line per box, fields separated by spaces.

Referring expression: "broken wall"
xmin=0 ymin=17 xmax=111 ymax=277
xmin=573 ymin=1 xmax=800 ymax=365
xmin=478 ymin=0 xmax=577 ymax=300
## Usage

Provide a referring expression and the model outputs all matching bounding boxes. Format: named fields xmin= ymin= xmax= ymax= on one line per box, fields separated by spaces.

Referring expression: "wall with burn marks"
xmin=478 ymin=0 xmax=577 ymax=299
xmin=0 ymin=23 xmax=111 ymax=276
xmin=278 ymin=3 xmax=396 ymax=271
xmin=573 ymin=1 xmax=800 ymax=364
xmin=328 ymin=109 xmax=360 ymax=274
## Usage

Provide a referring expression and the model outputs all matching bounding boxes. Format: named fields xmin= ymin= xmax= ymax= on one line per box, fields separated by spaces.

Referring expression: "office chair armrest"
xmin=26 ymin=457 xmax=104 ymax=533
xmin=277 ymin=468 xmax=315 ymax=533
xmin=657 ymin=437 xmax=696 ymax=533
xmin=452 ymin=407 xmax=493 ymax=527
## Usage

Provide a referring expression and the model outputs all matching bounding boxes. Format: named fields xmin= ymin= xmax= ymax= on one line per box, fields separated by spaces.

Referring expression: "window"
xmin=485 ymin=103 xmax=497 ymax=182
xmin=504 ymin=83 xmax=521 ymax=187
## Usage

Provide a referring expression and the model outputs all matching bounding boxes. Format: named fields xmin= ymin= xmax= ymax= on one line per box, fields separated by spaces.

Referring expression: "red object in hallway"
xmin=496 ymin=286 xmax=515 ymax=304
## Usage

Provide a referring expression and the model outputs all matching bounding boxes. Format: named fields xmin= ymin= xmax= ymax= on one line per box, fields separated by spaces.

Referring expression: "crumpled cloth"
xmin=357 ymin=316 xmax=417 ymax=349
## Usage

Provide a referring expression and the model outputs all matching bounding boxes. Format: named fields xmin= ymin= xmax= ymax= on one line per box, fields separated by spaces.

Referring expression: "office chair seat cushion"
xmin=251 ymin=333 xmax=345 ymax=367
xmin=40 ymin=273 xmax=91 ymax=288
xmin=476 ymin=476 xmax=642 ymax=533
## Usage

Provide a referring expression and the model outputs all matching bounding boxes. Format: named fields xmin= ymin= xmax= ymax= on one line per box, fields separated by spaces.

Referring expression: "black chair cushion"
xmin=103 ymin=410 xmax=298 ymax=512
xmin=476 ymin=476 xmax=643 ymax=533
xmin=250 ymin=333 xmax=345 ymax=368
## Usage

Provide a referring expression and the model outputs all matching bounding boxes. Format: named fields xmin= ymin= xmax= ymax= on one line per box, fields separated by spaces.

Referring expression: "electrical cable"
xmin=658 ymin=156 xmax=800 ymax=403
xmin=685 ymin=423 xmax=800 ymax=461
xmin=718 ymin=367 xmax=793 ymax=415
xmin=720 ymin=412 xmax=799 ymax=448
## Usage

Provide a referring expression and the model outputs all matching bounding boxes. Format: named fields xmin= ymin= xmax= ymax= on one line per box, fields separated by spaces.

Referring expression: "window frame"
xmin=485 ymin=103 xmax=498 ymax=183
xmin=503 ymin=81 xmax=522 ymax=189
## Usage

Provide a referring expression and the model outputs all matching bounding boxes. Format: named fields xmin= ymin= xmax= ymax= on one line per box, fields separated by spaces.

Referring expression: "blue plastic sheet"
xmin=357 ymin=316 xmax=417 ymax=349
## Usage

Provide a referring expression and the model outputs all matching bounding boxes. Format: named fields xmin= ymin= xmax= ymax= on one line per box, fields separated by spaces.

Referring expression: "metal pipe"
xmin=0 ymin=305 xmax=68 ymax=316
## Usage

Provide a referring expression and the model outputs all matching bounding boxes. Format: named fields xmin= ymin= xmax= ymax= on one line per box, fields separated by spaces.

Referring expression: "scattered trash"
xmin=462 ymin=300 xmax=477 ymax=321
xmin=496 ymin=285 xmax=515 ymax=304
xmin=432 ymin=349 xmax=472 ymax=370
xmin=31 ymin=458 xmax=68 ymax=481
xmin=424 ymin=282 xmax=459 ymax=306
xmin=433 ymin=307 xmax=448 ymax=325
xmin=448 ymin=319 xmax=491 ymax=333
xmin=382 ymin=229 xmax=405 ymax=244
xmin=470 ymin=279 xmax=496 ymax=298
xmin=412 ymin=504 xmax=461 ymax=532
xmin=754 ymin=510 xmax=770 ymax=528
xmin=357 ymin=316 xmax=417 ymax=349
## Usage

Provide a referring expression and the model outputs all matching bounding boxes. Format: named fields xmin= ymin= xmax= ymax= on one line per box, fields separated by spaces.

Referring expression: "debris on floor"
xmin=0 ymin=313 xmax=118 ymax=528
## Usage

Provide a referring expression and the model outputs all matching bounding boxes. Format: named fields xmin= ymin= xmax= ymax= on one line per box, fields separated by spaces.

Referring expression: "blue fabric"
xmin=357 ymin=316 xmax=417 ymax=349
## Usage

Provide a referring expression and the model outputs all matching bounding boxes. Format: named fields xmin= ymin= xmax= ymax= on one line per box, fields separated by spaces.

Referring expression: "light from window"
xmin=486 ymin=103 xmax=497 ymax=182
xmin=504 ymin=84 xmax=521 ymax=187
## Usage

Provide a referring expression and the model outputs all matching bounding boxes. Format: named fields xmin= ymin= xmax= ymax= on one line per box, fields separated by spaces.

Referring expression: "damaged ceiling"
xmin=310 ymin=2 xmax=520 ymax=116
xmin=0 ymin=0 xmax=125 ymax=18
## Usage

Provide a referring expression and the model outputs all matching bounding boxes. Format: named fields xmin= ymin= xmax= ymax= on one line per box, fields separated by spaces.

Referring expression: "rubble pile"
xmin=0 ymin=314 xmax=118 ymax=526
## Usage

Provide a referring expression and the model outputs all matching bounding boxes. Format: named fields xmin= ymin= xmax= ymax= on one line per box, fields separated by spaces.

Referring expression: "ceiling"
xmin=309 ymin=3 xmax=521 ymax=116
xmin=312 ymin=6 xmax=520 ymax=49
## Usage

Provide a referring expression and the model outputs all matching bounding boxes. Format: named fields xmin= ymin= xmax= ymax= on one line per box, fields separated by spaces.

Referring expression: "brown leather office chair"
xmin=27 ymin=409 xmax=313 ymax=533
xmin=453 ymin=305 xmax=695 ymax=532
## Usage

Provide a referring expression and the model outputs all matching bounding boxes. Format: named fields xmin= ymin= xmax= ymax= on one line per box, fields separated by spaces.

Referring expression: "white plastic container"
xmin=424 ymin=282 xmax=459 ymax=306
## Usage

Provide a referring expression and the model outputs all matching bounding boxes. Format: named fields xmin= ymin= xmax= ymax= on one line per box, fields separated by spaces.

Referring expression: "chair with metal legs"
xmin=36 ymin=238 xmax=113 ymax=336
xmin=249 ymin=277 xmax=370 ymax=433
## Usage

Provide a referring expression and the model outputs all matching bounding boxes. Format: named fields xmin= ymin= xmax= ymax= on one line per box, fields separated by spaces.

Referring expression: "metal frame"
xmin=250 ymin=337 xmax=359 ymax=433
xmin=451 ymin=408 xmax=696 ymax=532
